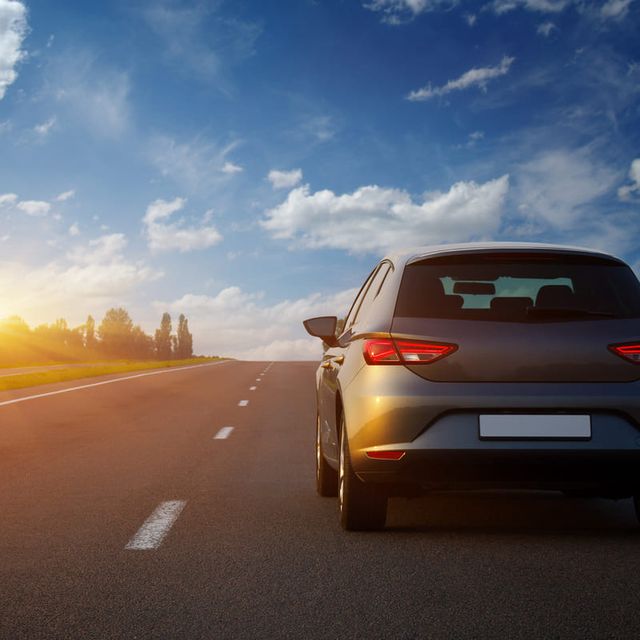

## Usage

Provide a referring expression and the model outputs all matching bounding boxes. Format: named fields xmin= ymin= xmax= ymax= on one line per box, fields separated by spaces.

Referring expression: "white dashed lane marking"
xmin=249 ymin=386 xmax=256 ymax=391
xmin=214 ymin=426 xmax=234 ymax=439
xmin=125 ymin=500 xmax=186 ymax=550
xmin=238 ymin=400 xmax=249 ymax=407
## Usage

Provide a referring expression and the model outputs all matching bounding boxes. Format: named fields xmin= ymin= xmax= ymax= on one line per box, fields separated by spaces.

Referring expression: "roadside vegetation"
xmin=0 ymin=308 xmax=224 ymax=390
xmin=0 ymin=357 xmax=222 ymax=392
xmin=0 ymin=308 xmax=201 ymax=367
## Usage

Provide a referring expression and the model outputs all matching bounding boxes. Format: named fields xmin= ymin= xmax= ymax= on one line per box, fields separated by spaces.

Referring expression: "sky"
xmin=0 ymin=0 xmax=639 ymax=360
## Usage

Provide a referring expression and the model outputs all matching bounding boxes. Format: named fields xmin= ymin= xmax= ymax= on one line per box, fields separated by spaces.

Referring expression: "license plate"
xmin=479 ymin=414 xmax=591 ymax=439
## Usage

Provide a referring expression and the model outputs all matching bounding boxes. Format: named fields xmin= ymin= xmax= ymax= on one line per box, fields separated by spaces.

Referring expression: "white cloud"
xmin=465 ymin=13 xmax=477 ymax=25
xmin=68 ymin=223 xmax=80 ymax=237
xmin=140 ymin=2 xmax=260 ymax=81
xmin=149 ymin=135 xmax=242 ymax=191
xmin=407 ymin=56 xmax=515 ymax=101
xmin=51 ymin=53 xmax=130 ymax=137
xmin=601 ymin=0 xmax=634 ymax=18
xmin=33 ymin=116 xmax=56 ymax=136
xmin=16 ymin=200 xmax=51 ymax=216
xmin=0 ymin=233 xmax=162 ymax=324
xmin=0 ymin=192 xmax=17 ymax=206
xmin=158 ymin=285 xmax=358 ymax=359
xmin=0 ymin=0 xmax=28 ymax=100
xmin=262 ymin=176 xmax=509 ymax=254
xmin=55 ymin=189 xmax=75 ymax=202
xmin=487 ymin=0 xmax=571 ymax=13
xmin=143 ymin=197 xmax=223 ymax=253
xmin=618 ymin=158 xmax=640 ymax=201
xmin=221 ymin=161 xmax=243 ymax=175
xmin=537 ymin=21 xmax=556 ymax=36
xmin=268 ymin=168 xmax=303 ymax=190
xmin=514 ymin=148 xmax=619 ymax=228
xmin=363 ymin=0 xmax=458 ymax=23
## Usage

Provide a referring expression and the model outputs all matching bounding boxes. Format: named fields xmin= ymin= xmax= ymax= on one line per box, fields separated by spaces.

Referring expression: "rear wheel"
xmin=316 ymin=413 xmax=338 ymax=497
xmin=338 ymin=414 xmax=387 ymax=531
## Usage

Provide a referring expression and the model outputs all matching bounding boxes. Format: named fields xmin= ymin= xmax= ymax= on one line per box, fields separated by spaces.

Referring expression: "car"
xmin=303 ymin=242 xmax=640 ymax=530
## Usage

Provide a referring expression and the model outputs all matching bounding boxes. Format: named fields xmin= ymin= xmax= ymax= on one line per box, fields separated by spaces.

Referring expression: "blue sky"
xmin=0 ymin=0 xmax=639 ymax=358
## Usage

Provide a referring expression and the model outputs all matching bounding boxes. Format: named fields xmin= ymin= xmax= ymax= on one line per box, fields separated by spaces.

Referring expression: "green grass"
xmin=0 ymin=357 xmax=225 ymax=392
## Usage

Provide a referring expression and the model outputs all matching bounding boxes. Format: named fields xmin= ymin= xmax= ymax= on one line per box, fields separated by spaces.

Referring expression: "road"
xmin=1 ymin=360 xmax=639 ymax=639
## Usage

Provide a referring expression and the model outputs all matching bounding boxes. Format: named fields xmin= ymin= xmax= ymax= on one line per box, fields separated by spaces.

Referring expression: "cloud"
xmin=618 ymin=158 xmax=640 ymax=201
xmin=514 ymin=148 xmax=619 ymax=228
xmin=0 ymin=192 xmax=17 ymax=206
xmin=50 ymin=52 xmax=130 ymax=137
xmin=0 ymin=0 xmax=27 ymax=100
xmin=407 ymin=56 xmax=515 ymax=101
xmin=363 ymin=1 xmax=459 ymax=23
xmin=268 ymin=168 xmax=303 ymax=190
xmin=143 ymin=197 xmax=223 ymax=253
xmin=601 ymin=0 xmax=634 ymax=19
xmin=140 ymin=2 xmax=260 ymax=82
xmin=157 ymin=286 xmax=358 ymax=359
xmin=68 ymin=223 xmax=80 ymax=236
xmin=221 ymin=161 xmax=243 ymax=175
xmin=0 ymin=233 xmax=162 ymax=324
xmin=16 ymin=200 xmax=51 ymax=216
xmin=262 ymin=175 xmax=509 ymax=254
xmin=55 ymin=189 xmax=75 ymax=202
xmin=149 ymin=135 xmax=242 ymax=191
xmin=486 ymin=0 xmax=571 ymax=13
xmin=33 ymin=116 xmax=56 ymax=136
xmin=537 ymin=21 xmax=556 ymax=36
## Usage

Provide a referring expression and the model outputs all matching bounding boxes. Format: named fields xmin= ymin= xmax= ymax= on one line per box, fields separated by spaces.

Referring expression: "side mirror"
xmin=303 ymin=316 xmax=339 ymax=347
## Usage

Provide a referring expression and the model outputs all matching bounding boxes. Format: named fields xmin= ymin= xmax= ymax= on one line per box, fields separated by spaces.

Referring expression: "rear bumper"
xmin=356 ymin=450 xmax=640 ymax=494
xmin=350 ymin=411 xmax=640 ymax=493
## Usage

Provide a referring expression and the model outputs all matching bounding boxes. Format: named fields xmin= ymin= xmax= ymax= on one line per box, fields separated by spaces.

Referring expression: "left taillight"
xmin=609 ymin=343 xmax=640 ymax=364
xmin=363 ymin=338 xmax=457 ymax=365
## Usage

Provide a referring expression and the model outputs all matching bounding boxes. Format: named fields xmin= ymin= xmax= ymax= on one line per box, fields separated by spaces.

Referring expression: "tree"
xmin=85 ymin=315 xmax=96 ymax=351
xmin=176 ymin=314 xmax=193 ymax=359
xmin=131 ymin=325 xmax=155 ymax=359
xmin=155 ymin=312 xmax=173 ymax=360
xmin=98 ymin=308 xmax=134 ymax=357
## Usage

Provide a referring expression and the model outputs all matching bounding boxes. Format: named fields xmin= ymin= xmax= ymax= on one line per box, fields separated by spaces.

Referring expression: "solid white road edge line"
xmin=214 ymin=426 xmax=234 ymax=439
xmin=0 ymin=361 xmax=228 ymax=408
xmin=238 ymin=400 xmax=249 ymax=406
xmin=125 ymin=500 xmax=187 ymax=550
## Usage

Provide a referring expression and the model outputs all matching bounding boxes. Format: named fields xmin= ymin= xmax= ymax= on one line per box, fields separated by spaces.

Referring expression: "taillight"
xmin=363 ymin=338 xmax=457 ymax=365
xmin=609 ymin=343 xmax=640 ymax=364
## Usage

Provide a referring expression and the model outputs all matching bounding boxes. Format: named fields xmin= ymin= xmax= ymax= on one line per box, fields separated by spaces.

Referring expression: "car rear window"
xmin=395 ymin=254 xmax=640 ymax=322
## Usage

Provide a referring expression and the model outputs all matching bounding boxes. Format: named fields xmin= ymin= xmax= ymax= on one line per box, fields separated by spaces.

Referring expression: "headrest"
xmin=535 ymin=285 xmax=575 ymax=308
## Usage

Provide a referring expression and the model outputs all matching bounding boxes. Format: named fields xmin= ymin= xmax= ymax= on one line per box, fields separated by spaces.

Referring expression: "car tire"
xmin=316 ymin=413 xmax=338 ymax=497
xmin=338 ymin=413 xmax=387 ymax=531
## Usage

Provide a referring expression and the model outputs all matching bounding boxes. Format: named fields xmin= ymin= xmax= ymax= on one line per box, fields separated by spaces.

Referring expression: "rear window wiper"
xmin=526 ymin=307 xmax=616 ymax=318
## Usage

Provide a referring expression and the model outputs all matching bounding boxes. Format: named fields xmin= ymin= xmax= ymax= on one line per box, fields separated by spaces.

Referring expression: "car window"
xmin=395 ymin=255 xmax=640 ymax=322
xmin=343 ymin=267 xmax=378 ymax=331
xmin=350 ymin=262 xmax=392 ymax=327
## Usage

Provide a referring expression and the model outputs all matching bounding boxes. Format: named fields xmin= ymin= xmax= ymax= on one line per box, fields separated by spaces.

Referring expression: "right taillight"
xmin=609 ymin=343 xmax=640 ymax=364
xmin=363 ymin=338 xmax=457 ymax=365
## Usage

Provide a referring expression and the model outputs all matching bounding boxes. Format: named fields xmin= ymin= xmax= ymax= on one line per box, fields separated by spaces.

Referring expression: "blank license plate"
xmin=479 ymin=414 xmax=591 ymax=439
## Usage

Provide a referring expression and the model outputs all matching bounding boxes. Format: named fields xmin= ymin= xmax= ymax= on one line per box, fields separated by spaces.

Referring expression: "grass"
xmin=0 ymin=357 xmax=225 ymax=392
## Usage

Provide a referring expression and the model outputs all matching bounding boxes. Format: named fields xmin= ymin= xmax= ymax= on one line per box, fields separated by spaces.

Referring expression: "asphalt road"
xmin=1 ymin=360 xmax=639 ymax=639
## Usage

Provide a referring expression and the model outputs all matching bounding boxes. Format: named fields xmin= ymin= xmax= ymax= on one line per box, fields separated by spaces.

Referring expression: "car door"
xmin=319 ymin=262 xmax=392 ymax=463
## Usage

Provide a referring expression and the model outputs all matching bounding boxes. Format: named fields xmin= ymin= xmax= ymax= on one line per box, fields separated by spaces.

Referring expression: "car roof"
xmin=384 ymin=242 xmax=626 ymax=268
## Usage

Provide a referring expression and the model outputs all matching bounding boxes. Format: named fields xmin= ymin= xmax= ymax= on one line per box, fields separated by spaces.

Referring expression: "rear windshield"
xmin=395 ymin=255 xmax=640 ymax=322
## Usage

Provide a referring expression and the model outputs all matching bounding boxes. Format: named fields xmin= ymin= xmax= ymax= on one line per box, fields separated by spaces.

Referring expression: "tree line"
xmin=0 ymin=308 xmax=195 ymax=366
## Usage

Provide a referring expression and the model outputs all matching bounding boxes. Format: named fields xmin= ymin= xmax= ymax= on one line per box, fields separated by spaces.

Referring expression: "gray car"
xmin=303 ymin=242 xmax=640 ymax=530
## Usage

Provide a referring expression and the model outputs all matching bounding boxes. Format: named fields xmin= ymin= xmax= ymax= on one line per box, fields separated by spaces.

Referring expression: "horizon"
xmin=1 ymin=0 xmax=639 ymax=360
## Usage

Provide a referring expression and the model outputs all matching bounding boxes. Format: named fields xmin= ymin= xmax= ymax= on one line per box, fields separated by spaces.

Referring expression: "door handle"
xmin=320 ymin=361 xmax=333 ymax=370
xmin=332 ymin=356 xmax=344 ymax=365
